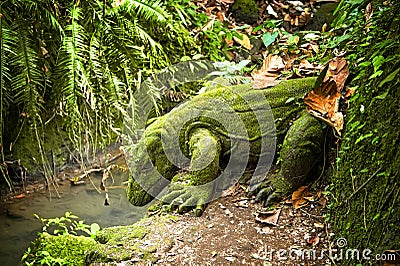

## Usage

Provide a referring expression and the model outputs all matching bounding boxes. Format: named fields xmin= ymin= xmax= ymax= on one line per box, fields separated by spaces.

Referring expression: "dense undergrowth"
xmin=0 ymin=0 xmax=218 ymax=188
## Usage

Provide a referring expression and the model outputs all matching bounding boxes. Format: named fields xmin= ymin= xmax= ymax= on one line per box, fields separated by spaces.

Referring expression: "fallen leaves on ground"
xmin=251 ymin=54 xmax=284 ymax=88
xmin=254 ymin=208 xmax=282 ymax=225
xmin=292 ymin=186 xmax=315 ymax=209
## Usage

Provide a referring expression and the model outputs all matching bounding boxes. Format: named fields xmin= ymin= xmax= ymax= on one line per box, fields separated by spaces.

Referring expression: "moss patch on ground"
xmin=24 ymin=233 xmax=98 ymax=265
xmin=23 ymin=215 xmax=178 ymax=265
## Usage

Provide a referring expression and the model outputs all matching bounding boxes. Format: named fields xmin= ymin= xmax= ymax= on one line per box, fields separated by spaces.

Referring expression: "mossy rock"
xmin=23 ymin=233 xmax=98 ymax=265
xmin=305 ymin=3 xmax=339 ymax=31
xmin=231 ymin=0 xmax=259 ymax=25
xmin=95 ymin=225 xmax=148 ymax=244
xmin=23 ymin=215 xmax=178 ymax=265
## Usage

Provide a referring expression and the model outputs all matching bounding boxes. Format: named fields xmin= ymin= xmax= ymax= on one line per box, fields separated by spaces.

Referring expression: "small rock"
xmin=225 ymin=256 xmax=235 ymax=262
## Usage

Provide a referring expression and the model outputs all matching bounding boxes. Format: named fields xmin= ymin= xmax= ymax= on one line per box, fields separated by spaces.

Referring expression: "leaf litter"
xmin=128 ymin=186 xmax=332 ymax=265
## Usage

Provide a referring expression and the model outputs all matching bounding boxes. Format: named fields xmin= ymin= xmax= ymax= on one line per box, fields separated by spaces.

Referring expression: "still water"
xmin=0 ymin=171 xmax=147 ymax=265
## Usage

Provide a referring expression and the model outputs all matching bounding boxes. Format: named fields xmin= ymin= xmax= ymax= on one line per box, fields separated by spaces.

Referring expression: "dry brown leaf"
xmin=255 ymin=209 xmax=281 ymax=226
xmin=205 ymin=6 xmax=219 ymax=15
xmin=292 ymin=186 xmax=314 ymax=209
xmin=303 ymin=195 xmax=316 ymax=202
xmin=225 ymin=37 xmax=234 ymax=47
xmin=304 ymin=57 xmax=350 ymax=135
xmin=314 ymin=222 xmax=325 ymax=229
xmin=245 ymin=26 xmax=253 ymax=35
xmin=221 ymin=183 xmax=240 ymax=197
xmin=344 ymin=88 xmax=356 ymax=99
xmin=216 ymin=11 xmax=225 ymax=22
xmin=307 ymin=235 xmax=320 ymax=246
xmin=304 ymin=80 xmax=342 ymax=133
xmin=220 ymin=0 xmax=234 ymax=3
xmin=319 ymin=196 xmax=327 ymax=208
xmin=283 ymin=54 xmax=299 ymax=71
xmin=251 ymin=54 xmax=285 ymax=88
xmin=272 ymin=0 xmax=289 ymax=9
xmin=260 ymin=54 xmax=285 ymax=74
xmin=284 ymin=13 xmax=291 ymax=22
xmin=310 ymin=43 xmax=319 ymax=54
xmin=326 ymin=56 xmax=349 ymax=92
xmin=299 ymin=59 xmax=314 ymax=70
xmin=233 ymin=33 xmax=253 ymax=50
xmin=15 ymin=193 xmax=26 ymax=199
xmin=251 ymin=76 xmax=280 ymax=89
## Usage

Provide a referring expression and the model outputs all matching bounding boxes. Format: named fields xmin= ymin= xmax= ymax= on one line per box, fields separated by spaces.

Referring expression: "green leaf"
xmin=378 ymin=67 xmax=400 ymax=87
xmin=369 ymin=70 xmax=383 ymax=79
xmin=90 ymin=223 xmax=101 ymax=237
xmin=372 ymin=213 xmax=380 ymax=221
xmin=372 ymin=55 xmax=385 ymax=72
xmin=358 ymin=61 xmax=371 ymax=67
xmin=374 ymin=89 xmax=388 ymax=100
xmin=262 ymin=32 xmax=278 ymax=48
xmin=355 ymin=133 xmax=373 ymax=145
xmin=253 ymin=25 xmax=264 ymax=32
xmin=314 ymin=64 xmax=329 ymax=89
xmin=237 ymin=60 xmax=251 ymax=70
xmin=348 ymin=0 xmax=364 ymax=5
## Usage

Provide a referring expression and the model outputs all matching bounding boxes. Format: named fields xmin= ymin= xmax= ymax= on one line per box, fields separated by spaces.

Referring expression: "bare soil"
xmin=133 ymin=186 xmax=333 ymax=266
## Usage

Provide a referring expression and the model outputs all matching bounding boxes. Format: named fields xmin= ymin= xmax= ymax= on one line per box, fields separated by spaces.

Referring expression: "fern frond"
xmin=10 ymin=17 xmax=46 ymax=120
xmin=55 ymin=5 xmax=92 ymax=115
xmin=121 ymin=0 xmax=169 ymax=23
xmin=0 ymin=4 xmax=14 ymax=162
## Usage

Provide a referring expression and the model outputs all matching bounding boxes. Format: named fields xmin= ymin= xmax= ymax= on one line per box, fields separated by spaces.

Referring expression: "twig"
xmin=339 ymin=166 xmax=383 ymax=207
xmin=76 ymin=168 xmax=104 ymax=180
xmin=299 ymin=208 xmax=324 ymax=219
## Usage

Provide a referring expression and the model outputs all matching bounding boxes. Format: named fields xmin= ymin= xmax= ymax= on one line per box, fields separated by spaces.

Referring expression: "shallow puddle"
xmin=0 ymin=170 xmax=147 ymax=265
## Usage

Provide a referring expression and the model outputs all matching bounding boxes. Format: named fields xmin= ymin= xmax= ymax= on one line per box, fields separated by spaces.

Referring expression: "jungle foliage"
xmin=0 ymin=0 xmax=210 ymax=187
xmin=329 ymin=0 xmax=400 ymax=262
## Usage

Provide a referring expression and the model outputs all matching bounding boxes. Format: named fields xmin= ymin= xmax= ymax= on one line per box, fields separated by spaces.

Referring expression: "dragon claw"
xmin=264 ymin=191 xmax=283 ymax=207
xmin=160 ymin=184 xmax=210 ymax=216
xmin=248 ymin=177 xmax=286 ymax=207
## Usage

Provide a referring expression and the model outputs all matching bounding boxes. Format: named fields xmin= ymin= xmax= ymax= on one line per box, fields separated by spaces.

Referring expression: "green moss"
xmin=23 ymin=233 xmax=98 ymax=265
xmin=126 ymin=77 xmax=318 ymax=211
xmin=96 ymin=225 xmax=148 ymax=244
xmin=328 ymin=2 xmax=400 ymax=261
xmin=24 ymin=215 xmax=180 ymax=265
xmin=305 ymin=3 xmax=339 ymax=31
xmin=265 ymin=110 xmax=325 ymax=195
xmin=329 ymin=78 xmax=400 ymax=257
xmin=126 ymin=178 xmax=154 ymax=206
xmin=231 ymin=0 xmax=259 ymax=24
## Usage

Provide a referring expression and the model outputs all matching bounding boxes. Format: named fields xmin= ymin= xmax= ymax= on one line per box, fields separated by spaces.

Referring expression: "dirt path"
xmin=129 ymin=186 xmax=332 ymax=266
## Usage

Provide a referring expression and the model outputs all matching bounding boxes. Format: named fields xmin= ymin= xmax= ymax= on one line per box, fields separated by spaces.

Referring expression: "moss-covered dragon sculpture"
xmin=125 ymin=75 xmax=331 ymax=216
